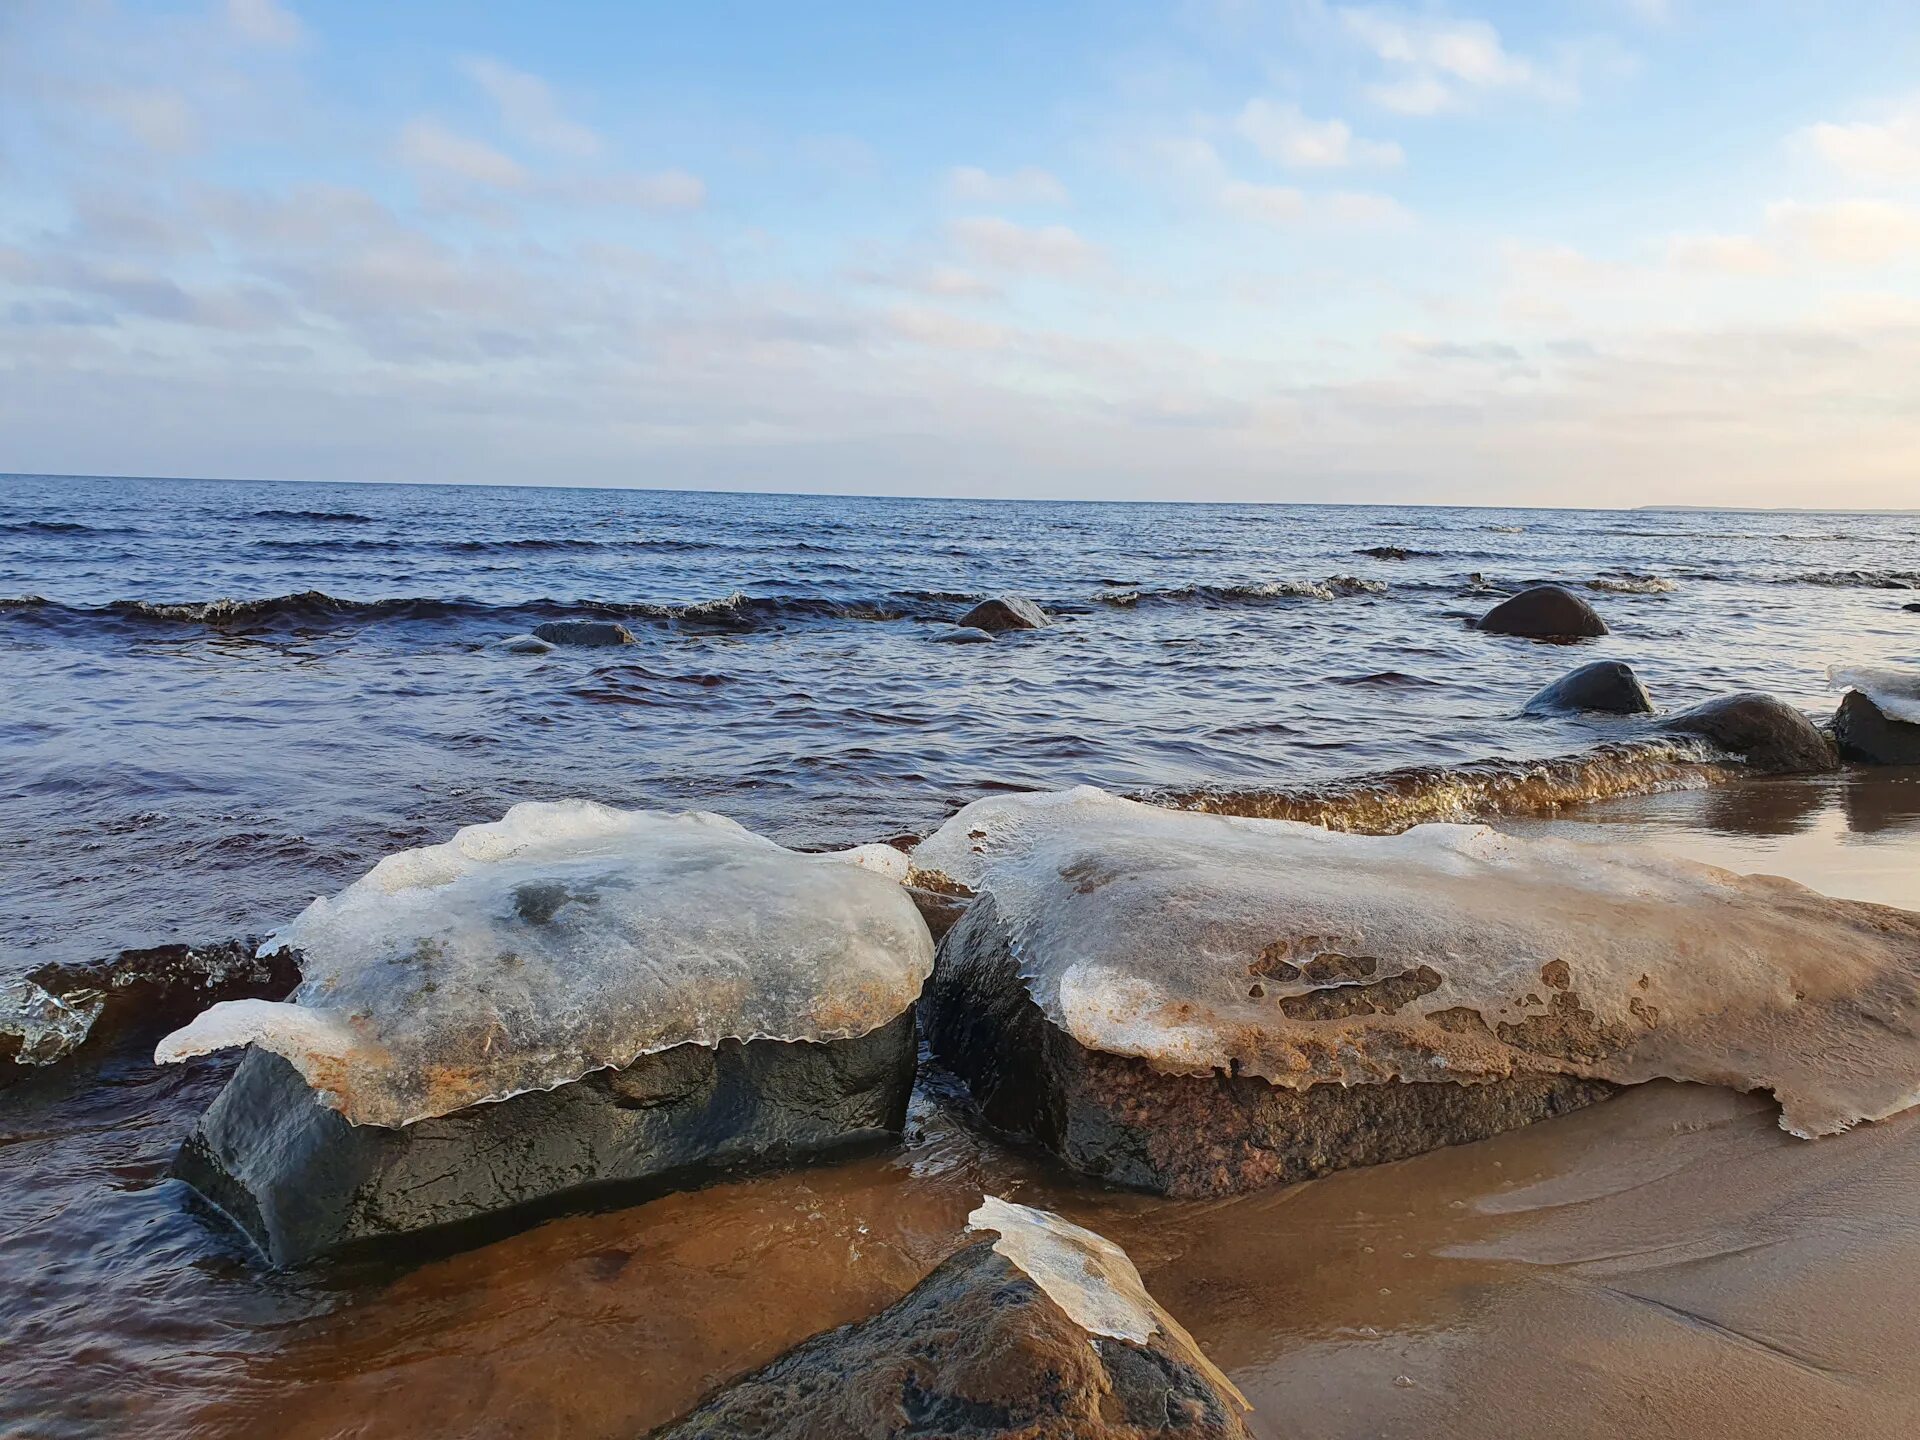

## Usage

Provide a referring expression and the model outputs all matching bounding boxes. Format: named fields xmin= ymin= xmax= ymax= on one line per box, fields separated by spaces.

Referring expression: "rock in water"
xmin=956 ymin=596 xmax=1049 ymax=633
xmin=1476 ymin=585 xmax=1609 ymax=639
xmin=158 ymin=801 xmax=932 ymax=1264
xmin=652 ymin=1196 xmax=1251 ymax=1439
xmin=1523 ymin=659 xmax=1655 ymax=715
xmin=530 ymin=618 xmax=637 ymax=647
xmin=915 ymin=788 xmax=1920 ymax=1197
xmin=1830 ymin=668 xmax=1920 ymax=766
xmin=1660 ymin=692 xmax=1838 ymax=773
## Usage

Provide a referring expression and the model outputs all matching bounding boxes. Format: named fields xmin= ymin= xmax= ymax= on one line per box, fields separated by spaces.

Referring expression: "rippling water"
xmin=3 ymin=472 xmax=1915 ymax=974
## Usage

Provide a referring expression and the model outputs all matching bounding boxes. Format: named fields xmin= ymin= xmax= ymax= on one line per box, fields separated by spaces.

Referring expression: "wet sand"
xmin=5 ymin=772 xmax=1920 ymax=1439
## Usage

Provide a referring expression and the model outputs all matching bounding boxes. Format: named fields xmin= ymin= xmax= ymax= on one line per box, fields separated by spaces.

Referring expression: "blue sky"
xmin=4 ymin=0 xmax=1920 ymax=506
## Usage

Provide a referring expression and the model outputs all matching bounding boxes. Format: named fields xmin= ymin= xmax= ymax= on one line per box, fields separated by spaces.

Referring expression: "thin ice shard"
xmin=155 ymin=801 xmax=934 ymax=1127
xmin=914 ymin=787 xmax=1920 ymax=1140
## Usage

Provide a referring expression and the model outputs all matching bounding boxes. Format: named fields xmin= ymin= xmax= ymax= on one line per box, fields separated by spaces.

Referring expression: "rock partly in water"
xmin=1660 ymin=692 xmax=1838 ymax=774
xmin=957 ymin=596 xmax=1049 ymax=633
xmin=652 ymin=1197 xmax=1251 ymax=1439
xmin=1831 ymin=677 xmax=1920 ymax=767
xmin=497 ymin=633 xmax=557 ymax=655
xmin=1523 ymin=659 xmax=1655 ymax=715
xmin=1476 ymin=585 xmax=1609 ymax=639
xmin=158 ymin=801 xmax=933 ymax=1263
xmin=934 ymin=626 xmax=996 ymax=645
xmin=1354 ymin=545 xmax=1412 ymax=560
xmin=915 ymin=788 xmax=1920 ymax=1196
xmin=176 ymin=1016 xmax=916 ymax=1267
xmin=530 ymin=619 xmax=637 ymax=647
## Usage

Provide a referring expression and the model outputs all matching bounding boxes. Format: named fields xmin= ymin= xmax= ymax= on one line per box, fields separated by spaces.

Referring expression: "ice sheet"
xmin=1831 ymin=665 xmax=1920 ymax=724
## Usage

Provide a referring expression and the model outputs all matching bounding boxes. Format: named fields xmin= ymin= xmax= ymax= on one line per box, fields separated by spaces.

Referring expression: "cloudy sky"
xmin=4 ymin=0 xmax=1920 ymax=506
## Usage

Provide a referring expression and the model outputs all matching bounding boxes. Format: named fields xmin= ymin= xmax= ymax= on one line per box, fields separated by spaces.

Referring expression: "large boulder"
xmin=531 ymin=618 xmax=636 ymax=647
xmin=915 ymin=788 xmax=1920 ymax=1197
xmin=158 ymin=801 xmax=933 ymax=1264
xmin=1523 ymin=659 xmax=1654 ymax=715
xmin=652 ymin=1197 xmax=1252 ymax=1439
xmin=1831 ymin=669 xmax=1920 ymax=766
xmin=1476 ymin=585 xmax=1609 ymax=639
xmin=957 ymin=596 xmax=1049 ymax=633
xmin=1660 ymin=692 xmax=1838 ymax=773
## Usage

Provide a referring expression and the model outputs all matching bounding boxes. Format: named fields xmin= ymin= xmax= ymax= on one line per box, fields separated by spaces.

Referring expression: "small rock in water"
xmin=497 ymin=633 xmax=557 ymax=655
xmin=934 ymin=625 xmax=996 ymax=644
xmin=1660 ymin=692 xmax=1837 ymax=774
xmin=1476 ymin=584 xmax=1609 ymax=639
xmin=1354 ymin=545 xmax=1412 ymax=560
xmin=957 ymin=595 xmax=1049 ymax=633
xmin=530 ymin=618 xmax=637 ymax=647
xmin=1524 ymin=659 xmax=1655 ymax=715
xmin=651 ymin=1195 xmax=1251 ymax=1439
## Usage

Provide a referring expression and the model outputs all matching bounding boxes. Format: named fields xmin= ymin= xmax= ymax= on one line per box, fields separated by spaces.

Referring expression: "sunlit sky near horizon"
xmin=4 ymin=0 xmax=1920 ymax=507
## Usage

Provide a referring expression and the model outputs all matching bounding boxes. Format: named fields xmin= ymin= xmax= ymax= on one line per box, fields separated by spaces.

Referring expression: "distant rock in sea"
xmin=1476 ymin=584 xmax=1609 ymax=639
xmin=957 ymin=595 xmax=1049 ymax=632
xmin=1524 ymin=660 xmax=1654 ymax=715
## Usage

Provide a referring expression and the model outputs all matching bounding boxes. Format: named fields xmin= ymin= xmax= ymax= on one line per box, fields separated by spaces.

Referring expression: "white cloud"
xmin=1233 ymin=100 xmax=1402 ymax=168
xmin=559 ymin=170 xmax=706 ymax=210
xmin=458 ymin=56 xmax=602 ymax=158
xmin=885 ymin=305 xmax=1010 ymax=351
xmin=226 ymin=0 xmax=305 ymax=49
xmin=93 ymin=86 xmax=199 ymax=154
xmin=945 ymin=165 xmax=1069 ymax=205
xmin=1221 ymin=181 xmax=1408 ymax=227
xmin=1767 ymin=199 xmax=1920 ymax=267
xmin=1340 ymin=6 xmax=1572 ymax=114
xmin=1665 ymin=232 xmax=1780 ymax=275
xmin=1221 ymin=179 xmax=1305 ymax=224
xmin=395 ymin=119 xmax=527 ymax=189
xmin=949 ymin=217 xmax=1099 ymax=274
xmin=1796 ymin=100 xmax=1920 ymax=184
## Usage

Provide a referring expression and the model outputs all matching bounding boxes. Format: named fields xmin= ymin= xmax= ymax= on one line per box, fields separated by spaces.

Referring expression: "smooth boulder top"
xmin=911 ymin=786 xmax=1920 ymax=1140
xmin=652 ymin=1196 xmax=1249 ymax=1439
xmin=155 ymin=801 xmax=932 ymax=1128
xmin=1477 ymin=584 xmax=1610 ymax=639
xmin=1659 ymin=691 xmax=1838 ymax=773
xmin=957 ymin=595 xmax=1050 ymax=633
xmin=530 ymin=618 xmax=637 ymax=647
xmin=1523 ymin=659 xmax=1655 ymax=715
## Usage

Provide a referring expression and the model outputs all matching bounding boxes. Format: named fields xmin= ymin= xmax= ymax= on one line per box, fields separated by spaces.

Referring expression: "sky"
xmin=3 ymin=1 xmax=1920 ymax=507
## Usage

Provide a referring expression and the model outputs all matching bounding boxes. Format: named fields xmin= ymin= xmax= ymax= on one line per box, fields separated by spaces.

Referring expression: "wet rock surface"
xmin=173 ymin=1011 xmax=918 ymax=1267
xmin=925 ymin=894 xmax=1615 ymax=1197
xmin=1661 ymin=692 xmax=1839 ymax=773
xmin=531 ymin=618 xmax=637 ymax=647
xmin=1834 ymin=689 xmax=1920 ymax=766
xmin=651 ymin=1230 xmax=1252 ymax=1439
xmin=1523 ymin=659 xmax=1654 ymax=715
xmin=1476 ymin=584 xmax=1609 ymax=639
xmin=957 ymin=595 xmax=1049 ymax=633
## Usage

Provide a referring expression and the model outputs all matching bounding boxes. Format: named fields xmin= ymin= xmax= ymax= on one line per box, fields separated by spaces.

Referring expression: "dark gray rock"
xmin=498 ymin=633 xmax=557 ymax=655
xmin=922 ymin=895 xmax=1613 ymax=1199
xmin=1524 ymin=660 xmax=1655 ymax=715
xmin=1477 ymin=585 xmax=1609 ymax=639
xmin=1354 ymin=545 xmax=1412 ymax=560
xmin=650 ymin=1239 xmax=1253 ymax=1440
xmin=956 ymin=596 xmax=1049 ymax=633
xmin=1905 ymin=602 xmax=1920 ymax=613
xmin=174 ymin=1012 xmax=917 ymax=1266
xmin=1661 ymin=692 xmax=1839 ymax=774
xmin=934 ymin=626 xmax=996 ymax=644
xmin=1834 ymin=690 xmax=1920 ymax=766
xmin=531 ymin=618 xmax=637 ymax=647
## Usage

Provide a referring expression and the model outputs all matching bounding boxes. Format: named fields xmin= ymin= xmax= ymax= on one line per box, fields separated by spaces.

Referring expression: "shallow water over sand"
xmin=3 ymin=775 xmax=1918 ymax=1438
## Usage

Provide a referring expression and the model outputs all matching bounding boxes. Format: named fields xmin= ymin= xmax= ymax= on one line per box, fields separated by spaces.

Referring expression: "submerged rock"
xmin=653 ymin=1196 xmax=1251 ymax=1439
xmin=1355 ymin=545 xmax=1412 ymax=560
xmin=497 ymin=632 xmax=557 ymax=655
xmin=915 ymin=788 xmax=1920 ymax=1196
xmin=1523 ymin=660 xmax=1654 ymax=715
xmin=159 ymin=801 xmax=933 ymax=1262
xmin=1476 ymin=585 xmax=1609 ymax=639
xmin=530 ymin=618 xmax=637 ymax=647
xmin=957 ymin=596 xmax=1049 ymax=633
xmin=1830 ymin=670 xmax=1920 ymax=766
xmin=934 ymin=626 xmax=996 ymax=644
xmin=1660 ymin=692 xmax=1838 ymax=773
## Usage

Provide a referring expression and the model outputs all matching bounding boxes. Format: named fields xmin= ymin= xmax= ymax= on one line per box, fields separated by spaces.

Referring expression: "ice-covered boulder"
xmin=916 ymin=787 xmax=1920 ymax=1196
xmin=1659 ymin=692 xmax=1838 ymax=773
xmin=652 ymin=1196 xmax=1251 ymax=1439
xmin=159 ymin=801 xmax=932 ymax=1263
xmin=1831 ymin=667 xmax=1920 ymax=766
xmin=1523 ymin=659 xmax=1654 ymax=715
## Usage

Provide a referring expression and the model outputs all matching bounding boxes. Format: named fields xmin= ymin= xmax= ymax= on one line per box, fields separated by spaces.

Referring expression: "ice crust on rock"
xmin=966 ymin=1195 xmax=1250 ymax=1411
xmin=1831 ymin=665 xmax=1920 ymax=724
xmin=914 ymin=787 xmax=1920 ymax=1139
xmin=155 ymin=800 xmax=934 ymax=1127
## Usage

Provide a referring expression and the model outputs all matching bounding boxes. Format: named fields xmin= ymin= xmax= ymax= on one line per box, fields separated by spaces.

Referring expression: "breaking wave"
xmin=1092 ymin=576 xmax=1387 ymax=607
xmin=1587 ymin=574 xmax=1678 ymax=594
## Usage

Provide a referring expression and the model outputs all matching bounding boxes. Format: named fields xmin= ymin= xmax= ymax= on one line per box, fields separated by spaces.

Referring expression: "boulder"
xmin=1523 ymin=659 xmax=1654 ymax=715
xmin=1476 ymin=585 xmax=1609 ymax=639
xmin=1834 ymin=690 xmax=1920 ymax=767
xmin=1905 ymin=602 xmax=1920 ymax=613
xmin=652 ymin=1197 xmax=1251 ymax=1439
xmin=957 ymin=596 xmax=1049 ymax=633
xmin=531 ymin=618 xmax=637 ymax=647
xmin=497 ymin=633 xmax=557 ymax=655
xmin=934 ymin=626 xmax=996 ymax=644
xmin=1660 ymin=692 xmax=1838 ymax=773
xmin=175 ymin=1016 xmax=916 ymax=1267
xmin=914 ymin=788 xmax=1920 ymax=1196
xmin=1354 ymin=545 xmax=1411 ymax=560
xmin=158 ymin=801 xmax=933 ymax=1263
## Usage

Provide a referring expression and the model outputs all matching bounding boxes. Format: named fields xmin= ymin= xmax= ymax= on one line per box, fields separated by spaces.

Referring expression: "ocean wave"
xmin=251 ymin=508 xmax=375 ymax=524
xmin=1144 ymin=737 xmax=1736 ymax=835
xmin=1092 ymin=575 xmax=1388 ymax=607
xmin=0 ymin=520 xmax=132 ymax=536
xmin=1791 ymin=570 xmax=1920 ymax=590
